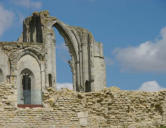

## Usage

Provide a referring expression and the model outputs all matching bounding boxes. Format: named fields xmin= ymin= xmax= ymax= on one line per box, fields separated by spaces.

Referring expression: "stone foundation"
xmin=0 ymin=83 xmax=166 ymax=128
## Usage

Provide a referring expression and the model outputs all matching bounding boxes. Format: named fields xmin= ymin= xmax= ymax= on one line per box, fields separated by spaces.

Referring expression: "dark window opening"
xmin=22 ymin=71 xmax=32 ymax=104
xmin=85 ymin=80 xmax=91 ymax=92
xmin=0 ymin=69 xmax=4 ymax=83
xmin=48 ymin=74 xmax=52 ymax=87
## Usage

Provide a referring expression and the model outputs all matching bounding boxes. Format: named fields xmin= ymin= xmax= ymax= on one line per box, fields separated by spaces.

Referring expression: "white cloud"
xmin=0 ymin=5 xmax=14 ymax=37
xmin=56 ymin=83 xmax=73 ymax=90
xmin=105 ymin=57 xmax=114 ymax=66
xmin=139 ymin=81 xmax=164 ymax=92
xmin=115 ymin=27 xmax=166 ymax=72
xmin=11 ymin=0 xmax=42 ymax=9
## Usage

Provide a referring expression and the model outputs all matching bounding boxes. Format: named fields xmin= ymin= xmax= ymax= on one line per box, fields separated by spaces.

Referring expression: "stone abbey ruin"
xmin=0 ymin=11 xmax=166 ymax=128
xmin=0 ymin=10 xmax=106 ymax=105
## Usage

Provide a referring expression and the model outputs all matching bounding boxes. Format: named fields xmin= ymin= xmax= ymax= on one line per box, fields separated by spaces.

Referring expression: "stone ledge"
xmin=17 ymin=104 xmax=43 ymax=108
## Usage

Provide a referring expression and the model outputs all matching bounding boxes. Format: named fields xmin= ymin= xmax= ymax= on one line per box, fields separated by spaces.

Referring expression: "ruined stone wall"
xmin=0 ymin=82 xmax=166 ymax=128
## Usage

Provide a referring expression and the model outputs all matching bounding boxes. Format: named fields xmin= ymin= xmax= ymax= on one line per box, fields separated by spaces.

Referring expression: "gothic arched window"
xmin=21 ymin=69 xmax=34 ymax=105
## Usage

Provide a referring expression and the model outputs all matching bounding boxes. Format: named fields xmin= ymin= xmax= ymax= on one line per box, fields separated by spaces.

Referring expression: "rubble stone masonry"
xmin=0 ymin=82 xmax=166 ymax=128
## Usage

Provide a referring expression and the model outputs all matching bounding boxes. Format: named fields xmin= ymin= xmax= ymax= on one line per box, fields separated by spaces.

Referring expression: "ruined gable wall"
xmin=0 ymin=42 xmax=45 ymax=73
xmin=0 ymin=82 xmax=166 ymax=128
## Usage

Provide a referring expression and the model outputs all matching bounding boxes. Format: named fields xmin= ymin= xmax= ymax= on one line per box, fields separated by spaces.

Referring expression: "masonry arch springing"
xmin=52 ymin=20 xmax=81 ymax=91
xmin=16 ymin=48 xmax=43 ymax=66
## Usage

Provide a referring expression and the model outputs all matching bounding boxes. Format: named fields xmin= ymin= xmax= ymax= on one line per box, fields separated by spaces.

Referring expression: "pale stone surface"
xmin=78 ymin=112 xmax=88 ymax=127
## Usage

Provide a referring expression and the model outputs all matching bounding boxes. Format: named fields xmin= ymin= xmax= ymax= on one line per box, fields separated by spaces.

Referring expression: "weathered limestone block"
xmin=78 ymin=111 xmax=88 ymax=127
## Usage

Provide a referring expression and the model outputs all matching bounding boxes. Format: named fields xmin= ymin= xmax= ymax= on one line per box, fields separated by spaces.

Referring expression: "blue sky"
xmin=0 ymin=0 xmax=166 ymax=91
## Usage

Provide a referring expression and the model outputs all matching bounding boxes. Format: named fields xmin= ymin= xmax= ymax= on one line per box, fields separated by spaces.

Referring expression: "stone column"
xmin=88 ymin=33 xmax=95 ymax=91
xmin=82 ymin=42 xmax=89 ymax=91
